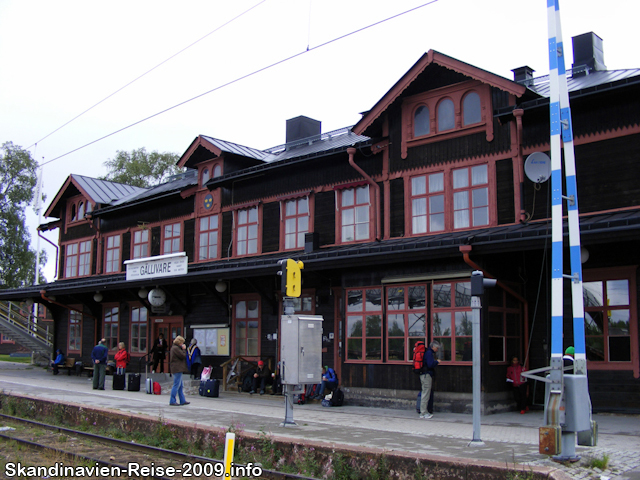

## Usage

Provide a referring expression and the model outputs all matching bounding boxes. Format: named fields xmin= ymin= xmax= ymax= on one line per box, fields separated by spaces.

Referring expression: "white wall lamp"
xmin=138 ymin=287 xmax=149 ymax=299
xmin=93 ymin=291 xmax=103 ymax=303
xmin=215 ymin=280 xmax=228 ymax=293
xmin=580 ymin=246 xmax=590 ymax=264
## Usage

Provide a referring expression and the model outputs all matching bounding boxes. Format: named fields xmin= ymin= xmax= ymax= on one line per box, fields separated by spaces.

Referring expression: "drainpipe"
xmin=459 ymin=245 xmax=530 ymax=369
xmin=347 ymin=147 xmax=381 ymax=241
xmin=38 ymin=232 xmax=59 ymax=279
xmin=513 ymin=108 xmax=526 ymax=223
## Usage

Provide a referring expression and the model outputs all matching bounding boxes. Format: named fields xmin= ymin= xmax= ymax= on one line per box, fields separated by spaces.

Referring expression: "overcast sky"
xmin=1 ymin=0 xmax=639 ymax=282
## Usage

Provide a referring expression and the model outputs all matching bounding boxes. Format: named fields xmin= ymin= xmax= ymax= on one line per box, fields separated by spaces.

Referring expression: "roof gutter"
xmin=347 ymin=147 xmax=381 ymax=241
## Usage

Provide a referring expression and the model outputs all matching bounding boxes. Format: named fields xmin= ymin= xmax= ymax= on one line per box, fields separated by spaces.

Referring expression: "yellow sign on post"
xmin=285 ymin=259 xmax=304 ymax=297
xmin=223 ymin=432 xmax=235 ymax=477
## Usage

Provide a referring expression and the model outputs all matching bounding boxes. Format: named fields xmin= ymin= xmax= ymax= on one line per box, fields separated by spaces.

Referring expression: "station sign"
xmin=125 ymin=252 xmax=188 ymax=281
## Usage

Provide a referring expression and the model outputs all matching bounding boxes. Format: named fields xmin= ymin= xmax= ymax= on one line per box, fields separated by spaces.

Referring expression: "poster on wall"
xmin=192 ymin=325 xmax=230 ymax=356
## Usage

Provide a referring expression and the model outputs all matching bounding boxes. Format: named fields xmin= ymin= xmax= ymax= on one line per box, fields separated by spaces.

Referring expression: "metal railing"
xmin=0 ymin=301 xmax=53 ymax=350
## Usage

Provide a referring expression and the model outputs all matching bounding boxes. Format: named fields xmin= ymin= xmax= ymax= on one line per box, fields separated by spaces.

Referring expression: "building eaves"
xmin=199 ymin=136 xmax=270 ymax=161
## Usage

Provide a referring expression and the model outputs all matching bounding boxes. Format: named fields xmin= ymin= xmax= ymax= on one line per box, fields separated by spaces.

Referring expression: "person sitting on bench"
xmin=313 ymin=366 xmax=338 ymax=399
xmin=51 ymin=349 xmax=65 ymax=375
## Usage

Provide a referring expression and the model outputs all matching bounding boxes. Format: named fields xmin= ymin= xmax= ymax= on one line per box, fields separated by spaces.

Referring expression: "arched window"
xmin=437 ymin=98 xmax=455 ymax=132
xmin=463 ymin=92 xmax=481 ymax=126
xmin=201 ymin=168 xmax=210 ymax=186
xmin=413 ymin=105 xmax=430 ymax=137
xmin=77 ymin=201 xmax=85 ymax=219
xmin=213 ymin=164 xmax=222 ymax=178
xmin=70 ymin=204 xmax=77 ymax=222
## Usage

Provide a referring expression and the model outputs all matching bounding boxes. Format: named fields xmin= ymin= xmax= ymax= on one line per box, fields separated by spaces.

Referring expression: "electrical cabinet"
xmin=280 ymin=314 xmax=323 ymax=385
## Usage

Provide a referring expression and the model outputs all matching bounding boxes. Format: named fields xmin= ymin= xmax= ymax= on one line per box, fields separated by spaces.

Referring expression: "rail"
xmin=0 ymin=301 xmax=53 ymax=348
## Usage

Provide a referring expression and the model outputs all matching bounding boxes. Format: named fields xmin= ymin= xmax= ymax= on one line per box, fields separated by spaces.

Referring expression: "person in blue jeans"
xmin=169 ymin=335 xmax=190 ymax=406
xmin=91 ymin=339 xmax=108 ymax=390
xmin=314 ymin=366 xmax=338 ymax=399
xmin=51 ymin=349 xmax=65 ymax=375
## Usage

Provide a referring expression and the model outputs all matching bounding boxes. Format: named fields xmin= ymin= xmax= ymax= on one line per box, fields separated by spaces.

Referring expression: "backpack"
xmin=330 ymin=387 xmax=344 ymax=406
xmin=153 ymin=381 xmax=161 ymax=395
xmin=241 ymin=373 xmax=253 ymax=392
xmin=412 ymin=341 xmax=426 ymax=374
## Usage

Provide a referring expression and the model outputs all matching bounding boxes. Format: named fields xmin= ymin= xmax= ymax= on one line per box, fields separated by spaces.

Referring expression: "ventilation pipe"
xmin=347 ymin=147 xmax=381 ymax=241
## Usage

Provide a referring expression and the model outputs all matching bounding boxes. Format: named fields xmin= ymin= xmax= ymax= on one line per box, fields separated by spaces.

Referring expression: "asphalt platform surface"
xmin=0 ymin=361 xmax=638 ymax=479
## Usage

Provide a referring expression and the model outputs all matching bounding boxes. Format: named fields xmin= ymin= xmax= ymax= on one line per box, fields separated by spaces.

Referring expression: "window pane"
xmin=366 ymin=315 xmax=382 ymax=336
xmin=342 ymin=189 xmax=354 ymax=207
xmin=366 ymin=289 xmax=382 ymax=311
xmin=471 ymin=164 xmax=488 ymax=185
xmin=412 ymin=176 xmax=426 ymax=196
xmin=355 ymin=223 xmax=368 ymax=240
xmin=429 ymin=173 xmax=444 ymax=192
xmin=298 ymin=197 xmax=308 ymax=214
xmin=455 ymin=282 xmax=471 ymax=307
xmin=365 ymin=339 xmax=381 ymax=360
xmin=430 ymin=212 xmax=445 ymax=232
xmin=387 ymin=314 xmax=405 ymax=335
xmin=586 ymin=336 xmax=604 ymax=361
xmin=348 ymin=339 xmax=362 ymax=360
xmin=455 ymin=311 xmax=472 ymax=336
xmin=347 ymin=316 xmax=363 ymax=337
xmin=506 ymin=313 xmax=520 ymax=336
xmin=248 ymin=207 xmax=258 ymax=223
xmin=489 ymin=337 xmax=504 ymax=362
xmin=388 ymin=338 xmax=405 ymax=361
xmin=585 ymin=311 xmax=604 ymax=335
xmin=453 ymin=168 xmax=468 ymax=189
xmin=454 ymin=209 xmax=470 ymax=229
xmin=488 ymin=311 xmax=503 ymax=336
xmin=473 ymin=206 xmax=489 ymax=226
xmin=432 ymin=312 xmax=451 ymax=336
xmin=609 ymin=337 xmax=631 ymax=362
xmin=413 ymin=216 xmax=427 ymax=234
xmin=298 ymin=216 xmax=308 ymax=232
xmin=433 ymin=284 xmax=451 ymax=308
xmin=437 ymin=98 xmax=454 ymax=131
xmin=236 ymin=301 xmax=247 ymax=319
xmin=454 ymin=190 xmax=468 ymax=210
xmin=408 ymin=286 xmax=426 ymax=309
xmin=286 ymin=199 xmax=296 ymax=216
xmin=609 ymin=310 xmax=630 ymax=335
xmin=472 ymin=187 xmax=488 ymax=207
xmin=342 ymin=208 xmax=354 ymax=225
xmin=456 ymin=337 xmax=473 ymax=361
xmin=438 ymin=338 xmax=452 ymax=361
xmin=412 ymin=197 xmax=426 ymax=216
xmin=247 ymin=301 xmax=259 ymax=318
xmin=347 ymin=290 xmax=363 ymax=312
xmin=387 ymin=287 xmax=405 ymax=310
xmin=463 ymin=92 xmax=481 ymax=125
xmin=408 ymin=313 xmax=425 ymax=337
xmin=355 ymin=186 xmax=369 ymax=204
xmin=355 ymin=205 xmax=369 ymax=223
xmin=607 ymin=280 xmax=629 ymax=306
xmin=583 ymin=281 xmax=603 ymax=307
xmin=414 ymin=105 xmax=430 ymax=136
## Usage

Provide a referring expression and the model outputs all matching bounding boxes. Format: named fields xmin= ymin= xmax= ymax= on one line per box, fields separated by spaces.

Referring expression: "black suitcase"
xmin=112 ymin=373 xmax=125 ymax=390
xmin=199 ymin=379 xmax=219 ymax=398
xmin=127 ymin=373 xmax=141 ymax=391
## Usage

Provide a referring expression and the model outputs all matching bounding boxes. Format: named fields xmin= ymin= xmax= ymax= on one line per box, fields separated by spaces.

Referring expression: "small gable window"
xmin=67 ymin=196 xmax=91 ymax=224
xmin=413 ymin=105 xmax=430 ymax=137
xmin=463 ymin=92 xmax=481 ymax=126
xmin=202 ymin=168 xmax=210 ymax=186
xmin=437 ymin=98 xmax=455 ymax=132
xmin=213 ymin=164 xmax=222 ymax=178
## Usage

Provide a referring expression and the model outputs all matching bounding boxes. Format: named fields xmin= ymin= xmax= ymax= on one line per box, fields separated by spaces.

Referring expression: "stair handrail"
xmin=221 ymin=355 xmax=258 ymax=391
xmin=0 ymin=301 xmax=53 ymax=347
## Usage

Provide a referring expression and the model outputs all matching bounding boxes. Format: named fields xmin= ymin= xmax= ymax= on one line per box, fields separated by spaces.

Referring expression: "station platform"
xmin=1 ymin=361 xmax=639 ymax=479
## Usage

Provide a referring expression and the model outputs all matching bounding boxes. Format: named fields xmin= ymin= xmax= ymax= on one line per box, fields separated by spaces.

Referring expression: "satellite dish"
xmin=524 ymin=152 xmax=551 ymax=183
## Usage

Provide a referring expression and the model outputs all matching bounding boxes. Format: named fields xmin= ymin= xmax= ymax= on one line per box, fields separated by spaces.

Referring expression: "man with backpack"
xmin=417 ymin=341 xmax=440 ymax=419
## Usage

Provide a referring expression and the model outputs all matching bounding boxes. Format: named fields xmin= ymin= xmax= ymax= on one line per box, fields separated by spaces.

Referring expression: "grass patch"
xmin=585 ymin=453 xmax=610 ymax=470
xmin=0 ymin=355 xmax=31 ymax=364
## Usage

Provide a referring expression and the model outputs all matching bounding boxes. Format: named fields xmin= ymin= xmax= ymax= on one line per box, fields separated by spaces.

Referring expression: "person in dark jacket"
xmin=51 ymin=349 xmax=65 ymax=375
xmin=419 ymin=341 xmax=440 ymax=419
xmin=186 ymin=338 xmax=202 ymax=380
xmin=91 ymin=339 xmax=108 ymax=390
xmin=313 ymin=366 xmax=338 ymax=399
xmin=169 ymin=335 xmax=189 ymax=406
xmin=250 ymin=360 xmax=271 ymax=395
xmin=150 ymin=333 xmax=168 ymax=373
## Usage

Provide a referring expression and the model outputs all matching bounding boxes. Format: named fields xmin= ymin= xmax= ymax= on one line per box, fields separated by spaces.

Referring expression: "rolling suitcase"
xmin=199 ymin=379 xmax=219 ymax=398
xmin=146 ymin=377 xmax=153 ymax=394
xmin=128 ymin=373 xmax=141 ymax=392
xmin=112 ymin=373 xmax=125 ymax=390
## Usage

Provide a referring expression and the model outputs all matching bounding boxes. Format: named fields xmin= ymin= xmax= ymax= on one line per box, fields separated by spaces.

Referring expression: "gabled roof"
xmin=178 ymin=135 xmax=269 ymax=169
xmin=353 ymin=49 xmax=527 ymax=137
xmin=44 ymin=174 xmax=147 ymax=219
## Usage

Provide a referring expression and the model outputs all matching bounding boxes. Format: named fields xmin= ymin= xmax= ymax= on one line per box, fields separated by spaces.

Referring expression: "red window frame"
xmin=338 ymin=185 xmax=371 ymax=244
xmin=68 ymin=309 xmax=82 ymax=354
xmin=283 ymin=197 xmax=309 ymax=250
xmin=198 ymin=215 xmax=220 ymax=261
xmin=103 ymin=305 xmax=119 ymax=352
xmin=345 ymin=287 xmax=382 ymax=362
xmin=232 ymin=295 xmax=261 ymax=358
xmin=132 ymin=229 xmax=149 ymax=259
xmin=385 ymin=284 xmax=428 ymax=363
xmin=410 ymin=173 xmax=445 ymax=235
xmin=105 ymin=234 xmax=121 ymax=273
xmin=452 ymin=164 xmax=489 ymax=230
xmin=64 ymin=240 xmax=91 ymax=278
xmin=432 ymin=280 xmax=472 ymax=363
xmin=162 ymin=222 xmax=182 ymax=254
xmin=235 ymin=206 xmax=259 ymax=256
xmin=130 ymin=304 xmax=148 ymax=355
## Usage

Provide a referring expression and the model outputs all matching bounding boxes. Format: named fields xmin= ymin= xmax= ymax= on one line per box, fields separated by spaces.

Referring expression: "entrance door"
xmin=151 ymin=316 xmax=183 ymax=374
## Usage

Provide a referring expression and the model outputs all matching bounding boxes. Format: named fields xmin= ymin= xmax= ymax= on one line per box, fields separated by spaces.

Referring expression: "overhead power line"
xmin=41 ymin=0 xmax=438 ymax=167
xmin=28 ymin=0 xmax=267 ymax=150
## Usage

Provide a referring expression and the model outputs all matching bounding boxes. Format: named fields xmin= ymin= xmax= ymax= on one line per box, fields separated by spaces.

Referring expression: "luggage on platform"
xmin=199 ymin=378 xmax=219 ymax=398
xmin=146 ymin=377 xmax=153 ymax=394
xmin=128 ymin=373 xmax=141 ymax=392
xmin=153 ymin=381 xmax=161 ymax=395
xmin=112 ymin=373 xmax=125 ymax=390
xmin=330 ymin=387 xmax=344 ymax=406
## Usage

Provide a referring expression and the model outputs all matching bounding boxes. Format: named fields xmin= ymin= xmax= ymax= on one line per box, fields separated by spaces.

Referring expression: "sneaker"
xmin=249 ymin=390 xmax=255 ymax=394
xmin=260 ymin=390 xmax=265 ymax=395
xmin=420 ymin=413 xmax=433 ymax=419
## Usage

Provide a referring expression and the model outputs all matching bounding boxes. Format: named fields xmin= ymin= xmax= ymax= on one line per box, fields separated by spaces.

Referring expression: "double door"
xmin=151 ymin=316 xmax=183 ymax=373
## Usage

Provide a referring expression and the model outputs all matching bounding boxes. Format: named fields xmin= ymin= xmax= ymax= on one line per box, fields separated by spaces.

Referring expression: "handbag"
xmin=201 ymin=366 xmax=212 ymax=380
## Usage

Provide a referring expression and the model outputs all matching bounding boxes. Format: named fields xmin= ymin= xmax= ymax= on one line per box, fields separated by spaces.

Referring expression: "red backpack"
xmin=412 ymin=341 xmax=426 ymax=374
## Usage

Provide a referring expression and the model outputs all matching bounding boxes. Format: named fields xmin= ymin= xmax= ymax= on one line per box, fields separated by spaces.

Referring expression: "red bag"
xmin=412 ymin=341 xmax=426 ymax=374
xmin=153 ymin=381 xmax=161 ymax=395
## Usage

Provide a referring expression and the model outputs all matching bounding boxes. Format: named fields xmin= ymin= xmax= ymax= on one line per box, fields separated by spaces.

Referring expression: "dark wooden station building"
xmin=2 ymin=32 xmax=639 ymax=413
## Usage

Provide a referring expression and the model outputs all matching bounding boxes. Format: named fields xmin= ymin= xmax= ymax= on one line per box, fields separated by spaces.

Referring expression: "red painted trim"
xmin=353 ymin=50 xmax=525 ymax=136
xmin=128 ymin=302 xmax=149 ymax=356
xmin=161 ymin=220 xmax=184 ymax=255
xmin=232 ymin=204 xmax=262 ymax=258
xmin=333 ymin=181 xmax=369 ymax=191
xmin=103 ymin=230 xmax=126 ymax=275
xmin=230 ymin=294 xmax=262 ymax=359
xmin=195 ymin=213 xmax=221 ymax=262
xmin=60 ymin=238 xmax=93 ymax=279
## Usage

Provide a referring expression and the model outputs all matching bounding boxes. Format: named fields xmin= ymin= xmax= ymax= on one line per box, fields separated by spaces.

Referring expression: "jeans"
xmin=170 ymin=372 xmax=186 ymax=405
xmin=93 ymin=363 xmax=106 ymax=390
xmin=116 ymin=367 xmax=125 ymax=375
xmin=317 ymin=380 xmax=338 ymax=398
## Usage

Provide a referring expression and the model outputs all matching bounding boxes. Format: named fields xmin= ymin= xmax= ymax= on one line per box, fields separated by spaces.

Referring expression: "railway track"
xmin=0 ymin=413 xmax=317 ymax=480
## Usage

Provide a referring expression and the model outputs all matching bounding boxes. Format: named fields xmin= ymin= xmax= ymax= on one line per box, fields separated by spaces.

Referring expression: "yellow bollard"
xmin=223 ymin=432 xmax=235 ymax=478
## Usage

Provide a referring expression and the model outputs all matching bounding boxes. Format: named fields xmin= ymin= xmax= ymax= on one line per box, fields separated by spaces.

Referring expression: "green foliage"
xmin=0 ymin=142 xmax=47 ymax=287
xmin=100 ymin=147 xmax=183 ymax=188
xmin=586 ymin=453 xmax=609 ymax=470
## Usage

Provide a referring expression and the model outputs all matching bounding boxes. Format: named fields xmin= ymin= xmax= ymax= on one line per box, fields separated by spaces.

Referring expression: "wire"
xmin=41 ymin=0 xmax=439 ymax=167
xmin=27 ymin=0 xmax=267 ymax=151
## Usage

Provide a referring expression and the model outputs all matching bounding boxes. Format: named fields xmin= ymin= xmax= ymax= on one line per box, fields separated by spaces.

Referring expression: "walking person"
xmin=186 ymin=338 xmax=202 ymax=380
xmin=92 ymin=338 xmax=108 ymax=390
xmin=169 ymin=335 xmax=190 ymax=406
xmin=419 ymin=341 xmax=440 ymax=419
xmin=150 ymin=333 xmax=168 ymax=373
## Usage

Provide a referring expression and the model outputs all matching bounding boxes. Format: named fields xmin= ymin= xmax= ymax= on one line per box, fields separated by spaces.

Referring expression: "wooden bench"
xmin=55 ymin=357 xmax=76 ymax=375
